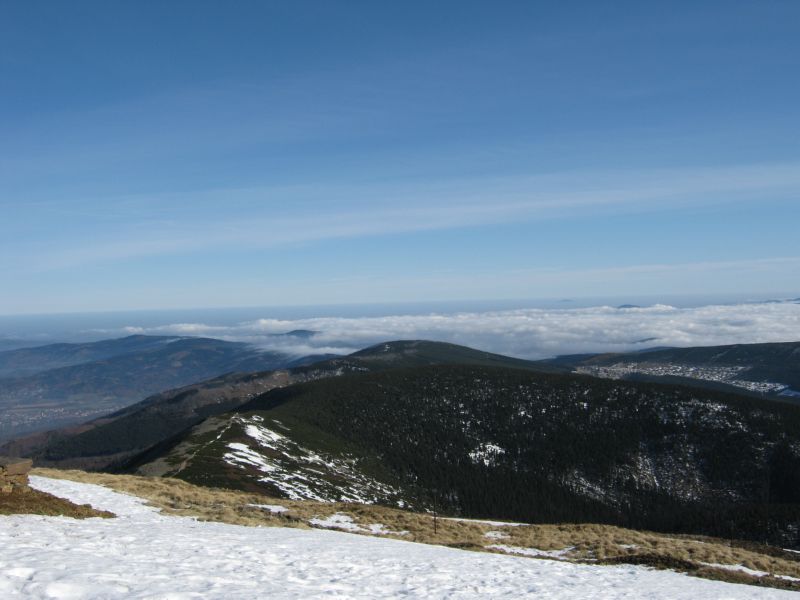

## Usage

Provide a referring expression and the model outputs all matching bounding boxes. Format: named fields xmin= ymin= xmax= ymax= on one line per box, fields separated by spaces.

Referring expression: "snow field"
xmin=0 ymin=475 xmax=793 ymax=599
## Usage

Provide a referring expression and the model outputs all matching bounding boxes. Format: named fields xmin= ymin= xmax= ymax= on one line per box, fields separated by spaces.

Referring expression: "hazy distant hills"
xmin=0 ymin=335 xmax=180 ymax=378
xmin=0 ymin=335 xmax=301 ymax=441
xmin=540 ymin=341 xmax=800 ymax=398
xmin=0 ymin=338 xmax=52 ymax=353
xmin=2 ymin=340 xmax=555 ymax=469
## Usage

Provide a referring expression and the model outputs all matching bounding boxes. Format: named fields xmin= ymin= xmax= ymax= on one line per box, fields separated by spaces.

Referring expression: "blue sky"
xmin=2 ymin=1 xmax=799 ymax=315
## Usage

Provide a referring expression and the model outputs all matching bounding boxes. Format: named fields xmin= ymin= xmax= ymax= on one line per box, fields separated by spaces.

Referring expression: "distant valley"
xmin=0 ymin=334 xmax=317 ymax=441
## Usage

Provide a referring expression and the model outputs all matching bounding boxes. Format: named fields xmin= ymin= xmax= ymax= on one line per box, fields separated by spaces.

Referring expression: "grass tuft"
xmin=0 ymin=486 xmax=113 ymax=519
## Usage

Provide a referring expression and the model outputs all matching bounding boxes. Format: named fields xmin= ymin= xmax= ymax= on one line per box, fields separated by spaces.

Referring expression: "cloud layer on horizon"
xmin=112 ymin=300 xmax=800 ymax=360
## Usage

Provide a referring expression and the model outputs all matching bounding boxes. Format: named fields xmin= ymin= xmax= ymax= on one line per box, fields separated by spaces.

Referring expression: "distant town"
xmin=575 ymin=363 xmax=789 ymax=395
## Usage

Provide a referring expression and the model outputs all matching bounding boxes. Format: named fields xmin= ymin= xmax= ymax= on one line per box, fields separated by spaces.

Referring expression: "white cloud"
xmin=116 ymin=300 xmax=800 ymax=360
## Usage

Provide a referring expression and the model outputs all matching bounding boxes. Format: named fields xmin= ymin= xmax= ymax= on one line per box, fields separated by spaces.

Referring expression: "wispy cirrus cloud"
xmin=19 ymin=160 xmax=800 ymax=271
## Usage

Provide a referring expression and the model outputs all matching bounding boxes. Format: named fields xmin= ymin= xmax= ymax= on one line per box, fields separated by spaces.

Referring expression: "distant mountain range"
xmin=0 ymin=335 xmax=182 ymax=378
xmin=0 ymin=338 xmax=50 ymax=353
xmin=540 ymin=342 xmax=800 ymax=398
xmin=5 ymin=336 xmax=800 ymax=547
xmin=2 ymin=340 xmax=553 ymax=468
xmin=0 ymin=335 xmax=314 ymax=441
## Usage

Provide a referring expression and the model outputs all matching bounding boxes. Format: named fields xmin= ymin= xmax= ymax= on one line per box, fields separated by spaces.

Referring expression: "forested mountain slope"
xmin=135 ymin=364 xmax=800 ymax=547
xmin=3 ymin=341 xmax=554 ymax=469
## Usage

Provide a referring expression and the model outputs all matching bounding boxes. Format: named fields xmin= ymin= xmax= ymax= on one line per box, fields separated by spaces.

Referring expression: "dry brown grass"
xmin=0 ymin=486 xmax=113 ymax=519
xmin=32 ymin=468 xmax=800 ymax=591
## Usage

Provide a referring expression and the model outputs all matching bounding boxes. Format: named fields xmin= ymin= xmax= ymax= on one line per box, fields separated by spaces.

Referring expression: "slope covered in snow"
xmin=0 ymin=476 xmax=793 ymax=599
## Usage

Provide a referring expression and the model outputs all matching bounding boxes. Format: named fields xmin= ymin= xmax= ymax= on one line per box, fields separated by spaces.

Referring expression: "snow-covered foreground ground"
xmin=0 ymin=476 xmax=791 ymax=599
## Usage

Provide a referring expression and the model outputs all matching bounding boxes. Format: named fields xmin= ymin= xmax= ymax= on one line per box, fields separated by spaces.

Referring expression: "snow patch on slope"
xmin=701 ymin=562 xmax=800 ymax=582
xmin=309 ymin=513 xmax=408 ymax=536
xmin=246 ymin=503 xmax=288 ymax=514
xmin=488 ymin=544 xmax=576 ymax=560
xmin=0 ymin=476 xmax=793 ymax=599
xmin=469 ymin=442 xmax=506 ymax=467
xmin=221 ymin=415 xmax=405 ymax=504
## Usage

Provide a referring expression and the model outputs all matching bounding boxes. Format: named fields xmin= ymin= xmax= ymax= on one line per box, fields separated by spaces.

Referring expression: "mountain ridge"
xmin=2 ymin=340 xmax=557 ymax=469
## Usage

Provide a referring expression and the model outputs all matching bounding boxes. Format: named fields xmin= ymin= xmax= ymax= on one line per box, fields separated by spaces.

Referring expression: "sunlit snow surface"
xmin=0 ymin=476 xmax=792 ymax=599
